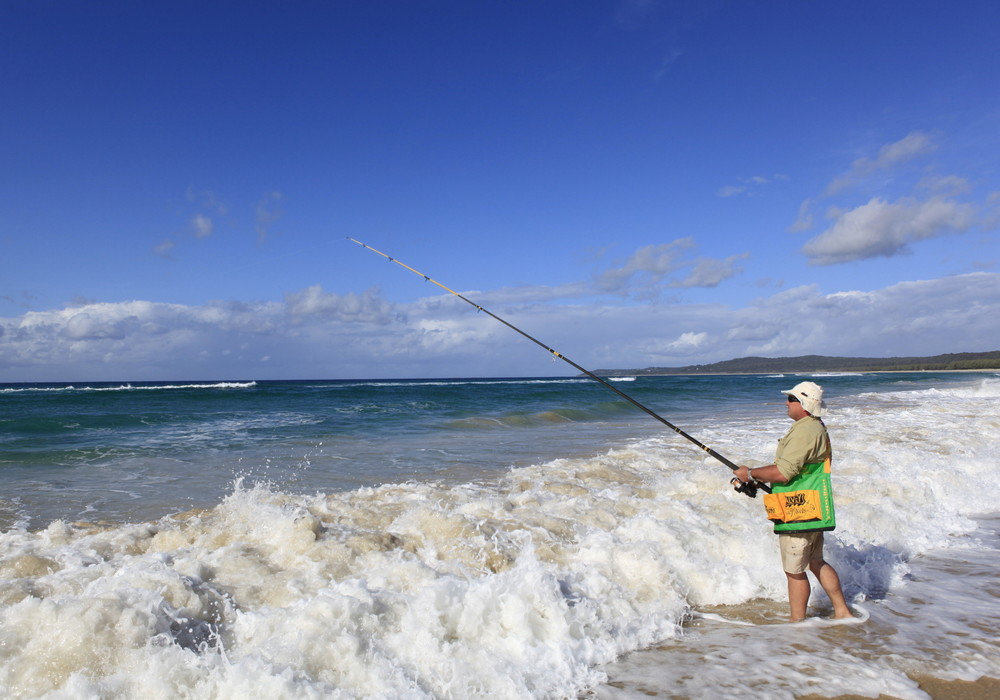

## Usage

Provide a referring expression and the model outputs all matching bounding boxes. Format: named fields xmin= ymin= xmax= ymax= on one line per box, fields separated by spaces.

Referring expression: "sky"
xmin=2 ymin=0 xmax=999 ymax=381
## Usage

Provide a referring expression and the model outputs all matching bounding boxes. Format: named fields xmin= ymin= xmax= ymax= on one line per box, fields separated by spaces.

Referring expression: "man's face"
xmin=786 ymin=395 xmax=808 ymax=420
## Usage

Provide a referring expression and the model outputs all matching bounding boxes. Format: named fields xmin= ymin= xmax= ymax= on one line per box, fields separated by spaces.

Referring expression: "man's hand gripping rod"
xmin=348 ymin=238 xmax=770 ymax=498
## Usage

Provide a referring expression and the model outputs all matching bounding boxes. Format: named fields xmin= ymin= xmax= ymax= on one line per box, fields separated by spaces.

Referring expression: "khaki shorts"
xmin=779 ymin=531 xmax=825 ymax=574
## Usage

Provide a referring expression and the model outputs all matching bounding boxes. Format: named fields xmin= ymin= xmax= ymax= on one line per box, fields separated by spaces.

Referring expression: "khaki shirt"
xmin=775 ymin=415 xmax=830 ymax=482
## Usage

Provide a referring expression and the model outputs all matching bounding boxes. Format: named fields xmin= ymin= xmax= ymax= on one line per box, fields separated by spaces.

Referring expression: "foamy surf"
xmin=1 ymin=473 xmax=687 ymax=698
xmin=691 ymin=603 xmax=871 ymax=627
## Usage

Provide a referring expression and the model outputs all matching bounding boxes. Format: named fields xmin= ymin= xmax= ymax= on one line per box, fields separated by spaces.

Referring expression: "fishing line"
xmin=348 ymin=237 xmax=768 ymax=497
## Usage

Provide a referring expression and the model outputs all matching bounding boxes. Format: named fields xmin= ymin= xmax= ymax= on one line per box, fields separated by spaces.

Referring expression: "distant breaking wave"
xmin=341 ymin=378 xmax=591 ymax=389
xmin=0 ymin=381 xmax=257 ymax=394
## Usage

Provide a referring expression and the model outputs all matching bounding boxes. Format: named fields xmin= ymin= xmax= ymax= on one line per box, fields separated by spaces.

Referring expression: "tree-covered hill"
xmin=592 ymin=351 xmax=1000 ymax=376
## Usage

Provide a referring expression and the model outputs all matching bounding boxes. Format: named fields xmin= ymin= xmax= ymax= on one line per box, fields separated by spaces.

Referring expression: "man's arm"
xmin=734 ymin=464 xmax=789 ymax=484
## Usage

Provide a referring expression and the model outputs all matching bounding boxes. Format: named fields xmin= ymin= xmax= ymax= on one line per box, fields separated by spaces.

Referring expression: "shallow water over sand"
xmin=594 ymin=517 xmax=1000 ymax=699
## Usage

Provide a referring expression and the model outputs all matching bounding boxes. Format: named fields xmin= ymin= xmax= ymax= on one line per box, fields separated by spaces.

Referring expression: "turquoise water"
xmin=1 ymin=372 xmax=998 ymax=697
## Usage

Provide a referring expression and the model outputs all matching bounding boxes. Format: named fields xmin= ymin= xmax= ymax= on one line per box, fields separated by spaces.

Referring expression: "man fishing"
xmin=350 ymin=239 xmax=852 ymax=622
xmin=734 ymin=381 xmax=853 ymax=622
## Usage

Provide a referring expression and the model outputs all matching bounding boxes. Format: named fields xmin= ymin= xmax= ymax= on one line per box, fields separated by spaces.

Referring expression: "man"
xmin=734 ymin=381 xmax=852 ymax=622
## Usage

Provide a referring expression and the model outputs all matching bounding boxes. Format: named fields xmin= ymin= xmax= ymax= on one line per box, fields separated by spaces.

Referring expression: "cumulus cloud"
xmin=0 ymin=290 xmax=399 ymax=380
xmin=789 ymin=130 xmax=998 ymax=265
xmin=736 ymin=274 xmax=1000 ymax=358
xmin=668 ymin=331 xmax=708 ymax=351
xmin=554 ymin=273 xmax=1000 ymax=370
xmin=802 ymin=196 xmax=977 ymax=265
xmin=790 ymin=132 xmax=940 ymax=236
xmin=63 ymin=312 xmax=135 ymax=340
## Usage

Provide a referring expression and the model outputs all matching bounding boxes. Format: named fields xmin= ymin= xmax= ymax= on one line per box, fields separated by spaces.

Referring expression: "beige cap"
xmin=782 ymin=381 xmax=826 ymax=416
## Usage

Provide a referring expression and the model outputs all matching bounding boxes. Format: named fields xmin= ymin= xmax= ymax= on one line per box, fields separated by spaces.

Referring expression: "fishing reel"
xmin=731 ymin=476 xmax=771 ymax=498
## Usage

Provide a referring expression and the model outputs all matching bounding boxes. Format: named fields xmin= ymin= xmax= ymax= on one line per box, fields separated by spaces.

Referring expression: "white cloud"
xmin=2 ymin=274 xmax=998 ymax=381
xmin=64 ymin=312 xmax=135 ymax=340
xmin=633 ymin=330 xmax=710 ymax=360
xmin=284 ymin=285 xmax=396 ymax=323
xmin=597 ymin=239 xmax=694 ymax=292
xmin=597 ymin=239 xmax=745 ymax=295
xmin=747 ymin=274 xmax=1000 ymax=357
xmin=671 ymin=254 xmax=749 ymax=288
xmin=791 ymin=132 xmax=942 ymax=236
xmin=802 ymin=196 xmax=977 ymax=265
xmin=824 ymin=131 xmax=936 ymax=196
xmin=669 ymin=331 xmax=708 ymax=351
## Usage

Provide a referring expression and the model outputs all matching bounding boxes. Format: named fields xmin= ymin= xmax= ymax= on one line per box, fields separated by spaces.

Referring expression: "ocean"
xmin=1 ymin=372 xmax=998 ymax=698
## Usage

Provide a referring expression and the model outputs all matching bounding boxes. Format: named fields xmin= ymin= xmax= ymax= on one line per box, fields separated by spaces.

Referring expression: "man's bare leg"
xmin=786 ymin=571 xmax=811 ymax=622
xmin=809 ymin=559 xmax=852 ymax=619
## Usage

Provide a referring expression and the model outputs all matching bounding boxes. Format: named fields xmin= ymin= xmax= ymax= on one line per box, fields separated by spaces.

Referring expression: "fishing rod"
xmin=348 ymin=237 xmax=769 ymax=498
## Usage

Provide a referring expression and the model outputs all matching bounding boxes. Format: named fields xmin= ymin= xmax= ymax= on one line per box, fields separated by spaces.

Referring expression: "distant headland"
xmin=591 ymin=351 xmax=1000 ymax=376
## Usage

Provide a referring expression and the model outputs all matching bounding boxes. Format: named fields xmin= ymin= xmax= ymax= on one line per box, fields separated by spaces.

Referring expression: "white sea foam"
xmin=0 ymin=382 xmax=257 ymax=394
xmin=342 ymin=378 xmax=590 ymax=388
xmin=1 ymin=378 xmax=998 ymax=697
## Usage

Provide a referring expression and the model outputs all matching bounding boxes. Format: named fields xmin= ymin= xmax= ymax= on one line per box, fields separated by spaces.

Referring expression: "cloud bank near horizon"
xmin=3 ymin=271 xmax=997 ymax=381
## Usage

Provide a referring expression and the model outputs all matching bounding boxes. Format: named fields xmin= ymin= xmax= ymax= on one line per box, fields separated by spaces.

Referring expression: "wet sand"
xmin=802 ymin=676 xmax=1000 ymax=700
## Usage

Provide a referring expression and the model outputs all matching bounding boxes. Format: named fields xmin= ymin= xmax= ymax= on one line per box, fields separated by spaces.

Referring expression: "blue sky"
xmin=3 ymin=0 xmax=999 ymax=381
